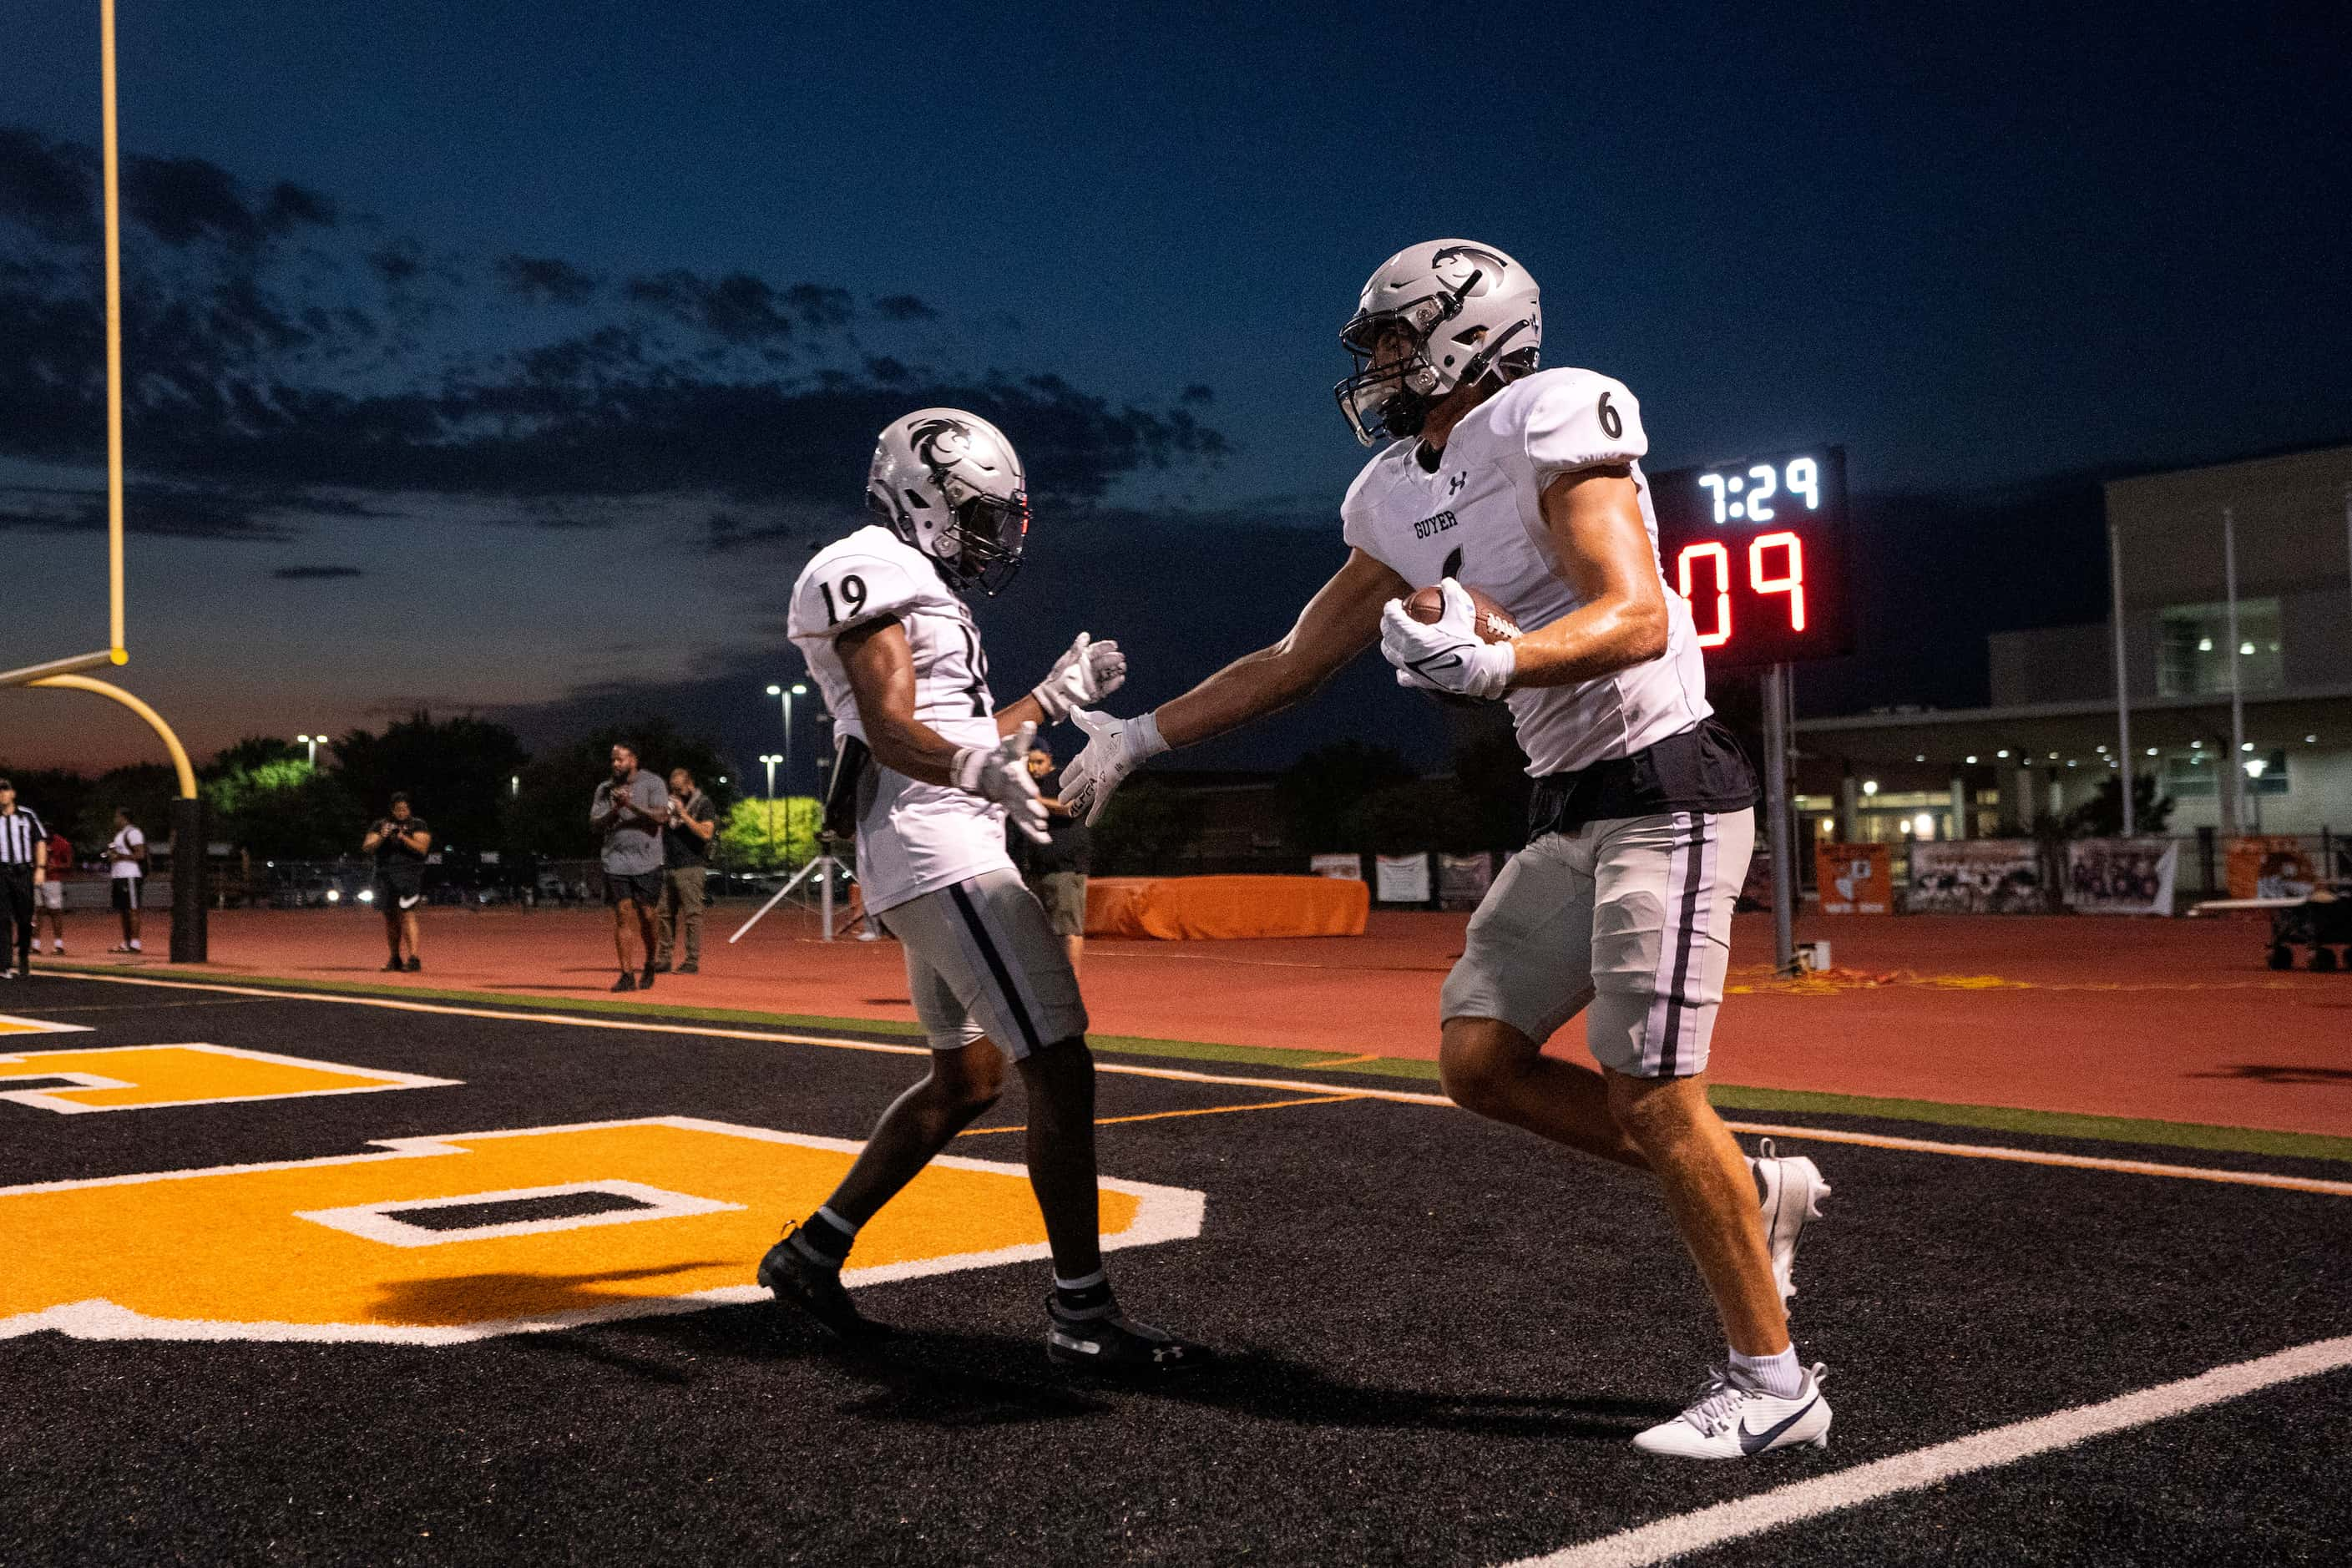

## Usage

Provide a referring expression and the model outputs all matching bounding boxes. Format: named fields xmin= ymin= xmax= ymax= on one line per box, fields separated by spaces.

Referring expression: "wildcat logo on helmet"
xmin=866 ymin=407 xmax=1031 ymax=595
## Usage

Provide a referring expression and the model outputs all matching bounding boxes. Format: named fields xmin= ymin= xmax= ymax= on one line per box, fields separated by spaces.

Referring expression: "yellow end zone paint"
xmin=0 ymin=1042 xmax=459 ymax=1114
xmin=0 ymin=1014 xmax=93 ymax=1037
xmin=0 ymin=1117 xmax=1206 ymax=1344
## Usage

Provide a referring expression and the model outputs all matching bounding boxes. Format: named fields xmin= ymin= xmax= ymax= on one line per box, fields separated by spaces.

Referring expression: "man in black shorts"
xmin=589 ymin=743 xmax=669 ymax=991
xmin=362 ymin=794 xmax=432 ymax=972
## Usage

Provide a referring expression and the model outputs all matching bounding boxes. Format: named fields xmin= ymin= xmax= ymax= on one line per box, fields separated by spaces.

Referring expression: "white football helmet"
xmin=865 ymin=407 xmax=1030 ymax=594
xmin=1334 ymin=240 xmax=1542 ymax=445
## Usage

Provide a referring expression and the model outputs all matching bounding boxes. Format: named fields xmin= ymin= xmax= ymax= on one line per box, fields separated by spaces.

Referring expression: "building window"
xmin=2157 ymin=599 xmax=2283 ymax=696
xmin=2163 ymin=750 xmax=2287 ymax=798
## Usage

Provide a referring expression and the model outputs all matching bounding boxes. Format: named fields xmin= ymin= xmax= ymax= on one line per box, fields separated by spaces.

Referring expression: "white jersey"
xmin=787 ymin=524 xmax=1013 ymax=915
xmin=1341 ymin=367 xmax=1712 ymax=776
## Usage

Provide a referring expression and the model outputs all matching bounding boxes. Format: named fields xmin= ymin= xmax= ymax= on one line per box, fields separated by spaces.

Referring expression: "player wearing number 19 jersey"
xmin=1062 ymin=242 xmax=1834 ymax=1455
xmin=763 ymin=407 xmax=1211 ymax=1373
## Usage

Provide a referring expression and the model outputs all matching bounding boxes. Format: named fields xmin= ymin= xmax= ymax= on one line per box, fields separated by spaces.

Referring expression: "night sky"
xmin=4 ymin=3 xmax=2348 ymax=781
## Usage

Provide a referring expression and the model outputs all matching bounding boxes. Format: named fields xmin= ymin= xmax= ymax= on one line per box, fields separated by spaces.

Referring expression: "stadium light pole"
xmin=2107 ymin=520 xmax=2133 ymax=837
xmin=758 ymin=753 xmax=781 ymax=866
xmin=767 ymin=682 xmax=808 ymax=868
xmin=2223 ymin=506 xmax=2247 ymax=835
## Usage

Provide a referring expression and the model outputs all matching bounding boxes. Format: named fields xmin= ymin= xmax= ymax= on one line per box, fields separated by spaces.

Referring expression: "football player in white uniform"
xmin=761 ymin=407 xmax=1210 ymax=1373
xmin=1064 ymin=244 xmax=1833 ymax=1454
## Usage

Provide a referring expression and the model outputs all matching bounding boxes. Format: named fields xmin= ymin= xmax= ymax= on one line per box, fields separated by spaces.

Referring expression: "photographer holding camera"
xmin=589 ymin=742 xmax=669 ymax=991
xmin=653 ymin=766 xmax=717 ymax=974
xmin=362 ymin=793 xmax=431 ymax=972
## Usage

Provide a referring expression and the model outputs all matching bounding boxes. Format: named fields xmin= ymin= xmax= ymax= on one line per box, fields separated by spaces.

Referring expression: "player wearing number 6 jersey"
xmin=766 ymin=407 xmax=1210 ymax=1373
xmin=1064 ymin=242 xmax=1832 ymax=1454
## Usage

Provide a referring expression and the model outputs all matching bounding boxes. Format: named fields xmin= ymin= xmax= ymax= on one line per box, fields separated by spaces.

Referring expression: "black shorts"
xmin=603 ymin=869 xmax=663 ymax=906
xmin=372 ymin=873 xmax=426 ymax=911
xmin=110 ymin=878 xmax=143 ymax=913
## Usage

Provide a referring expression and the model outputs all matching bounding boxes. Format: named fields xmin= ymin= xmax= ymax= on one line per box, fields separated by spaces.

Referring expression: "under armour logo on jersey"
xmin=1448 ymin=472 xmax=1466 ymax=495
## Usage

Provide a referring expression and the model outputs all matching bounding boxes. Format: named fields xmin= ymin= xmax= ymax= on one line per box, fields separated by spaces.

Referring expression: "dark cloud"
xmin=706 ymin=509 xmax=817 ymax=554
xmin=0 ymin=124 xmax=1225 ymax=540
xmin=0 ymin=483 xmax=295 ymax=541
xmin=493 ymin=508 xmax=1440 ymax=776
xmin=271 ymin=564 xmax=365 ymax=580
xmin=498 ymin=255 xmax=599 ymax=306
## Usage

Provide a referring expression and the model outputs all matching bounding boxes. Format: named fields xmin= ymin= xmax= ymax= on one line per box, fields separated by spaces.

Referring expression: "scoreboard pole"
xmin=1760 ymin=661 xmax=1798 ymax=976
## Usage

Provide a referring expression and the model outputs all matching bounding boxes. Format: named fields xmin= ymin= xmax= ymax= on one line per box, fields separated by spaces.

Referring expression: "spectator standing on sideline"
xmin=33 ymin=822 xmax=73 ymax=956
xmin=1012 ymin=745 xmax=1093 ymax=979
xmin=105 ymin=807 xmax=146 ymax=954
xmin=362 ymin=794 xmax=432 ymax=972
xmin=590 ymin=743 xmax=668 ymax=992
xmin=0 ymin=781 xmax=47 ymax=979
xmin=654 ymin=766 xmax=716 ymax=974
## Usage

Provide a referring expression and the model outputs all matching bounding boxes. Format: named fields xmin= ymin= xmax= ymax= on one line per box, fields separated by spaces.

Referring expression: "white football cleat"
xmin=1633 ymin=1363 xmax=1832 ymax=1459
xmin=1753 ymin=1138 xmax=1828 ymax=1302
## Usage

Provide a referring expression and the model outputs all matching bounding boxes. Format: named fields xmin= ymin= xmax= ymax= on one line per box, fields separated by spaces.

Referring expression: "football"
xmin=1404 ymin=582 xmax=1521 ymax=643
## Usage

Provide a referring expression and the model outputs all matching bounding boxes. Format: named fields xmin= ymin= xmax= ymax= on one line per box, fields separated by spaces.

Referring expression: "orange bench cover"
xmin=1083 ymin=875 xmax=1369 ymax=941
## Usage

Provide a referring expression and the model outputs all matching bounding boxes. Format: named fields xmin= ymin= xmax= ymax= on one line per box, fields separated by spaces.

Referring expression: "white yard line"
xmin=1501 ymin=1334 xmax=2352 ymax=1568
xmin=29 ymin=972 xmax=2351 ymax=1196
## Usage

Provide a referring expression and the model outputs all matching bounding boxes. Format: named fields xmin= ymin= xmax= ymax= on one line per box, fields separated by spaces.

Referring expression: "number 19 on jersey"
xmin=1649 ymin=446 xmax=1853 ymax=670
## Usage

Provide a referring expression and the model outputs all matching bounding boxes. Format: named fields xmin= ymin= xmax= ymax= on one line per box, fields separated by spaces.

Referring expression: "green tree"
xmin=335 ymin=713 xmax=529 ymax=854
xmin=1450 ymin=720 xmax=1534 ymax=851
xmin=1091 ymin=781 xmax=1207 ymax=874
xmin=1343 ymin=777 xmax=1485 ymax=855
xmin=719 ymin=797 xmax=822 ymax=870
xmin=203 ymin=752 xmax=357 ymax=860
xmin=78 ymin=764 xmax=178 ymax=855
xmin=2062 ymin=773 xmax=2176 ymax=839
xmin=0 ymin=766 xmax=95 ymax=862
xmin=510 ymin=717 xmax=737 ymax=859
xmin=1276 ymin=741 xmax=1414 ymax=853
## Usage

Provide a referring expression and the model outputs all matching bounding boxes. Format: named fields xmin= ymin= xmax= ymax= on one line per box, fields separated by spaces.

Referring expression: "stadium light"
xmin=2245 ymin=756 xmax=2268 ymax=778
xmin=766 ymin=684 xmax=781 ymax=696
xmin=1861 ymin=779 xmax=1879 ymax=797
xmin=1996 ymin=749 xmax=2010 ymax=759
xmin=1965 ymin=755 xmax=1978 ymax=764
xmin=2241 ymin=741 xmax=2255 ymax=751
xmin=2306 ymin=735 xmax=2319 ymax=745
xmin=1912 ymin=813 xmax=1934 ymax=838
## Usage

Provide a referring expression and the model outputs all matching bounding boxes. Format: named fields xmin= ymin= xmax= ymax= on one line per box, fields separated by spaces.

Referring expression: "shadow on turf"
xmin=584 ymin=1306 xmax=1666 ymax=1439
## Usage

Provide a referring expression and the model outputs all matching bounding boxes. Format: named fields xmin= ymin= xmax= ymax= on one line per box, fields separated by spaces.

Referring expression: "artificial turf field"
xmin=3 ymin=973 xmax=2349 ymax=1565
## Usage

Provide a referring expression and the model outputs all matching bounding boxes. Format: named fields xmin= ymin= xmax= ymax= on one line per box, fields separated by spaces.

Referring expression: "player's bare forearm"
xmin=1156 ymin=549 xmax=1401 ymax=748
xmin=841 ymin=617 xmax=964 ymax=787
xmin=1508 ymin=466 xmax=1670 ymax=690
xmin=994 ymin=693 xmax=1049 ymax=735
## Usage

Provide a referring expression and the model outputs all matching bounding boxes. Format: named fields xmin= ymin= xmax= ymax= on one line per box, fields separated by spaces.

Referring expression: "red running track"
xmin=43 ymin=905 xmax=2352 ymax=1138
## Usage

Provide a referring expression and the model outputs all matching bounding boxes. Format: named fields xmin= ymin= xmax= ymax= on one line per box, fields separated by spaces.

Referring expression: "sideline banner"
xmin=2066 ymin=838 xmax=2178 ymax=916
xmin=1814 ymin=842 xmax=1892 ymax=915
xmin=1906 ymin=839 xmax=2042 ymax=914
xmin=2227 ymin=837 xmax=2317 ymax=900
xmin=1309 ymin=852 xmax=1363 ymax=882
xmin=1436 ymin=852 xmax=1493 ymax=910
xmin=1373 ymin=853 xmax=1432 ymax=904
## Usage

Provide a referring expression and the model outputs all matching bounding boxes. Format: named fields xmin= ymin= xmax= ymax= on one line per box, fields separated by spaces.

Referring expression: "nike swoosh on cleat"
xmin=1739 ymin=1397 xmax=1819 ymax=1454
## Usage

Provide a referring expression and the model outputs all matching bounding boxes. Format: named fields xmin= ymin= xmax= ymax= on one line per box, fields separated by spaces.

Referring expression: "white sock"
xmin=128 ymin=939 xmax=140 ymax=951
xmin=30 ymin=940 xmax=42 ymax=953
xmin=1730 ymin=1344 xmax=1803 ymax=1399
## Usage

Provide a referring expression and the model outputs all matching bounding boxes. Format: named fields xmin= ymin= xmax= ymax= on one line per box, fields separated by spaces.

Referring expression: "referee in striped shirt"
xmin=0 ymin=779 xmax=48 ymax=979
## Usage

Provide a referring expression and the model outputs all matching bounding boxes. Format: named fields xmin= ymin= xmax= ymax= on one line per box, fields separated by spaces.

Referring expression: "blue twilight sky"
xmin=2 ymin=2 xmax=2347 ymax=776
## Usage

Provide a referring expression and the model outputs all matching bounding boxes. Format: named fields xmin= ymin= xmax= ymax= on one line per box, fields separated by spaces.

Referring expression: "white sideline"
xmin=31 ymin=971 xmax=2352 ymax=1197
xmin=1502 ymin=1333 xmax=2352 ymax=1568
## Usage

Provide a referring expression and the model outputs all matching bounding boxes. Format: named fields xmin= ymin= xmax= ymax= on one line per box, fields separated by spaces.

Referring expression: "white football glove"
xmin=949 ymin=721 xmax=1050 ymax=844
xmin=1030 ymin=631 xmax=1127 ymax=723
xmin=1379 ymin=579 xmax=1515 ymax=701
xmin=1060 ymin=706 xmax=1168 ymax=826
